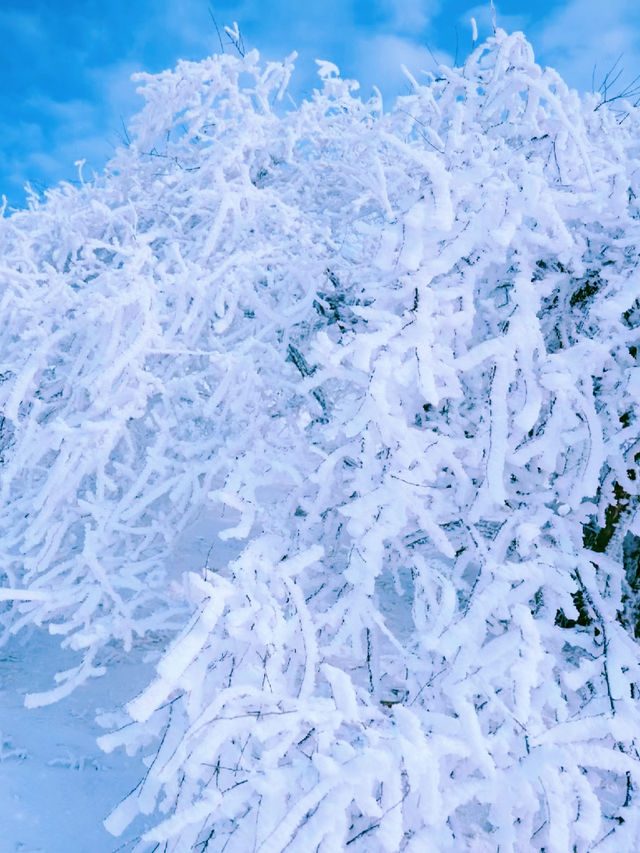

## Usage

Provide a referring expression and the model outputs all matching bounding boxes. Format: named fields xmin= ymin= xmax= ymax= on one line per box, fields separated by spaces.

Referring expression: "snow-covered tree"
xmin=2 ymin=26 xmax=640 ymax=852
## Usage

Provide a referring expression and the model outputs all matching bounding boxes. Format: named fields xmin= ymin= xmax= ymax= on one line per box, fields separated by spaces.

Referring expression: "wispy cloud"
xmin=387 ymin=0 xmax=439 ymax=33
xmin=352 ymin=32 xmax=452 ymax=100
xmin=533 ymin=0 xmax=640 ymax=92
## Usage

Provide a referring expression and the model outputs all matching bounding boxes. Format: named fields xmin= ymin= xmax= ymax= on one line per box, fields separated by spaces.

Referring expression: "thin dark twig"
xmin=423 ymin=40 xmax=441 ymax=71
xmin=120 ymin=117 xmax=131 ymax=146
xmin=594 ymin=53 xmax=640 ymax=112
xmin=409 ymin=665 xmax=447 ymax=706
xmin=209 ymin=7 xmax=225 ymax=53
xmin=346 ymin=794 xmax=407 ymax=845
xmin=346 ymin=822 xmax=380 ymax=845
xmin=599 ymin=54 xmax=623 ymax=96
xmin=573 ymin=568 xmax=616 ymax=715
xmin=395 ymin=107 xmax=445 ymax=154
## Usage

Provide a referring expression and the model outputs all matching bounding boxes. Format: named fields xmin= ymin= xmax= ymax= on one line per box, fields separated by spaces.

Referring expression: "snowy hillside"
xmin=2 ymin=27 xmax=640 ymax=852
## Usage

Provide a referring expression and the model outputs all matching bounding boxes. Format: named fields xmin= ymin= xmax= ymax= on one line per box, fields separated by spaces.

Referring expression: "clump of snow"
xmin=2 ymin=26 xmax=640 ymax=853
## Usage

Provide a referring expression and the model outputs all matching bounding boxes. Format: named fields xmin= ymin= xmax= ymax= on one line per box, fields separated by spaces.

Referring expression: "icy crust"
xmin=2 ymin=27 xmax=640 ymax=852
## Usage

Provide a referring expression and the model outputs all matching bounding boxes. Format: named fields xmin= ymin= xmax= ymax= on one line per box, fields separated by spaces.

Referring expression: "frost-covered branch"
xmin=2 ymin=27 xmax=640 ymax=853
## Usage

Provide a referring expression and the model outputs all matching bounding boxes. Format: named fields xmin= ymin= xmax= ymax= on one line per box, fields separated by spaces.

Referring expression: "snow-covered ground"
xmin=0 ymin=503 xmax=242 ymax=853
xmin=1 ymin=630 xmax=153 ymax=853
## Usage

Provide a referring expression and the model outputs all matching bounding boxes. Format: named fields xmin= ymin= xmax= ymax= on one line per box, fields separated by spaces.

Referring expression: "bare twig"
xmin=209 ymin=7 xmax=225 ymax=53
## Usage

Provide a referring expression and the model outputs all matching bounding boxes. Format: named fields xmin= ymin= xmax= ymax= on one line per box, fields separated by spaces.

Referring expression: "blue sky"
xmin=1 ymin=0 xmax=640 ymax=209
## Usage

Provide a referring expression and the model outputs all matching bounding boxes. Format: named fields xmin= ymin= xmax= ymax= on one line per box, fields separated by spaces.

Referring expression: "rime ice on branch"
xmin=2 ymin=27 xmax=640 ymax=853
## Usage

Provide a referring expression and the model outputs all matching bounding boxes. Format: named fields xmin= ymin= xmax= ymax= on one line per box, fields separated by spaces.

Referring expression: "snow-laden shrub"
xmin=2 ymin=27 xmax=640 ymax=852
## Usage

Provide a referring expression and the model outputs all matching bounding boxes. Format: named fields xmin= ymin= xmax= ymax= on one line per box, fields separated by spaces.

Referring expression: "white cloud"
xmin=352 ymin=33 xmax=453 ymax=101
xmin=388 ymin=0 xmax=439 ymax=32
xmin=157 ymin=0 xmax=223 ymax=60
xmin=533 ymin=0 xmax=640 ymax=93
xmin=6 ymin=59 xmax=145 ymax=204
